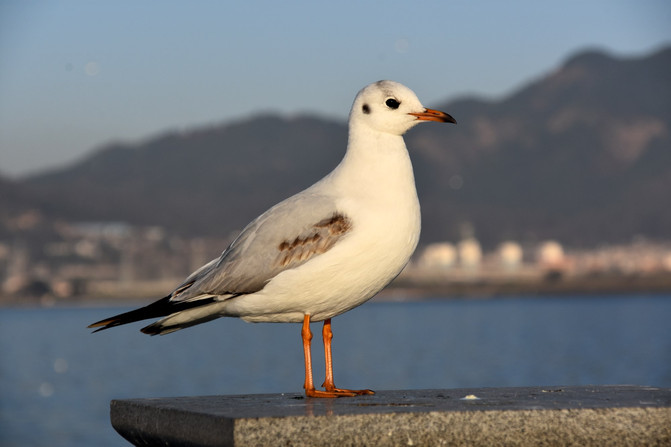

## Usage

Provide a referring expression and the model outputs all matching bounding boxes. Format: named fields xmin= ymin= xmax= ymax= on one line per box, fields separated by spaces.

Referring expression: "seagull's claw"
xmin=305 ymin=387 xmax=375 ymax=398
xmin=325 ymin=386 xmax=374 ymax=396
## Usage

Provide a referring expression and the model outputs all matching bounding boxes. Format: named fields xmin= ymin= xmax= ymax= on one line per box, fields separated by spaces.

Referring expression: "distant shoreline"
xmin=2 ymin=271 xmax=671 ymax=308
xmin=383 ymin=271 xmax=671 ymax=300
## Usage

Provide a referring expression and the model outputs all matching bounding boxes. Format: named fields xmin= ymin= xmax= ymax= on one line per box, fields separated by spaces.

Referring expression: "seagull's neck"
xmin=328 ymin=124 xmax=417 ymax=200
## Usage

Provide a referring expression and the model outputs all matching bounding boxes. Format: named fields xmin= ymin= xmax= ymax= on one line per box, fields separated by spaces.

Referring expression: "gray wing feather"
xmin=169 ymin=192 xmax=351 ymax=302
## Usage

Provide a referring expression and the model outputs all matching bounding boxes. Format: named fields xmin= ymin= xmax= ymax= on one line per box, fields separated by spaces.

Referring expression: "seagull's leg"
xmin=321 ymin=318 xmax=374 ymax=396
xmin=321 ymin=318 xmax=336 ymax=390
xmin=302 ymin=314 xmax=341 ymax=397
xmin=302 ymin=314 xmax=318 ymax=395
xmin=301 ymin=315 xmax=366 ymax=397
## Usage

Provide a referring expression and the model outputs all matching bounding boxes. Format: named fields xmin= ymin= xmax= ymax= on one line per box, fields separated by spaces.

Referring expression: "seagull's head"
xmin=349 ymin=80 xmax=456 ymax=136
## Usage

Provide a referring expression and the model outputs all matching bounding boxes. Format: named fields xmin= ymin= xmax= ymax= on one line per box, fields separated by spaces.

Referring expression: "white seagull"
xmin=89 ymin=80 xmax=455 ymax=397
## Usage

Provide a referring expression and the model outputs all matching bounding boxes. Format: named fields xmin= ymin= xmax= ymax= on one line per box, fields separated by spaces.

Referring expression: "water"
xmin=1 ymin=294 xmax=670 ymax=446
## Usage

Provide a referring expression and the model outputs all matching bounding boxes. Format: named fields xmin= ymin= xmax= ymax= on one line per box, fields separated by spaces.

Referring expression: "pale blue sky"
xmin=1 ymin=0 xmax=669 ymax=177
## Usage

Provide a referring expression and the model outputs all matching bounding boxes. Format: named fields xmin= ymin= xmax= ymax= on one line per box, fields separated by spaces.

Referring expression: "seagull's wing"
xmin=170 ymin=191 xmax=352 ymax=302
xmin=88 ymin=191 xmax=352 ymax=333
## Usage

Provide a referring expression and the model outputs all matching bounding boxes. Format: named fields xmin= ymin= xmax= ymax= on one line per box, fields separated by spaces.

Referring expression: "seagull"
xmin=89 ymin=80 xmax=455 ymax=397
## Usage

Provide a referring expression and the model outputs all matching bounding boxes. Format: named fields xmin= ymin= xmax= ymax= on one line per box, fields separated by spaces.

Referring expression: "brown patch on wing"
xmin=276 ymin=213 xmax=352 ymax=267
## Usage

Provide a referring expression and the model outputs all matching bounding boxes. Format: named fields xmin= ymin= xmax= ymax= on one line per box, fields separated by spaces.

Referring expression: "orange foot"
xmin=305 ymin=387 xmax=375 ymax=398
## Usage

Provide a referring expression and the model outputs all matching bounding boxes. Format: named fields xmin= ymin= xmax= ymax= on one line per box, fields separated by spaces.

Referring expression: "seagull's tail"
xmin=87 ymin=295 xmax=217 ymax=334
xmin=139 ymin=303 xmax=225 ymax=335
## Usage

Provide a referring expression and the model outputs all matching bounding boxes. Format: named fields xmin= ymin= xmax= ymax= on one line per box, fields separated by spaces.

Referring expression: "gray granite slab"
xmin=111 ymin=385 xmax=671 ymax=446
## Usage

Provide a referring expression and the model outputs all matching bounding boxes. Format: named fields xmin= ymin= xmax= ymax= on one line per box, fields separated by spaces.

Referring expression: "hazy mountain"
xmin=0 ymin=173 xmax=45 ymax=219
xmin=411 ymin=46 xmax=671 ymax=246
xmin=23 ymin=116 xmax=346 ymax=236
xmin=19 ymin=46 xmax=671 ymax=248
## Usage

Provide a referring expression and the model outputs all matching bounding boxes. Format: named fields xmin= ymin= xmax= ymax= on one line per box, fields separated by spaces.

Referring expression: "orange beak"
xmin=409 ymin=108 xmax=456 ymax=124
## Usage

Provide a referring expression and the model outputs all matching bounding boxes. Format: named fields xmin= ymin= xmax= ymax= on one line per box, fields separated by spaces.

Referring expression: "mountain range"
xmin=5 ymin=46 xmax=671 ymax=249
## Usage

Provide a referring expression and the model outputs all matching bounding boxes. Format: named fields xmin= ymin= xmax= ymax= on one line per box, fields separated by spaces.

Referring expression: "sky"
xmin=1 ymin=1 xmax=670 ymax=177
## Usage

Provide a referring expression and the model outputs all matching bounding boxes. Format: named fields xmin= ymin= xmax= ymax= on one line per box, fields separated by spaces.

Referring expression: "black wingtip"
xmin=140 ymin=324 xmax=162 ymax=336
xmin=87 ymin=295 xmax=220 ymax=334
xmin=87 ymin=296 xmax=173 ymax=333
xmin=88 ymin=319 xmax=124 ymax=333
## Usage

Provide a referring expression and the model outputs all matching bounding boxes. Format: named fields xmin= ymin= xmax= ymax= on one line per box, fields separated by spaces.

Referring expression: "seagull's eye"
xmin=385 ymin=98 xmax=400 ymax=110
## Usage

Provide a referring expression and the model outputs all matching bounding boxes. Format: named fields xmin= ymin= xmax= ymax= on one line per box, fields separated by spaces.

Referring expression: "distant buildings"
xmin=536 ymin=240 xmax=565 ymax=269
xmin=498 ymin=241 xmax=523 ymax=270
xmin=0 ymin=213 xmax=229 ymax=302
xmin=458 ymin=238 xmax=482 ymax=269
xmin=417 ymin=243 xmax=457 ymax=269
xmin=2 ymin=210 xmax=671 ymax=303
xmin=408 ymin=235 xmax=671 ymax=289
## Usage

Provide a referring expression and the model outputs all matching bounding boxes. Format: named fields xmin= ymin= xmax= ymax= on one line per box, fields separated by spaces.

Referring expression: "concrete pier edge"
xmin=111 ymin=385 xmax=671 ymax=446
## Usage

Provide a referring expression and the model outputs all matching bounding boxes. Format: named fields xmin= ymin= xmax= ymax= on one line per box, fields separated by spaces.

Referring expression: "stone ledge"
xmin=111 ymin=385 xmax=671 ymax=446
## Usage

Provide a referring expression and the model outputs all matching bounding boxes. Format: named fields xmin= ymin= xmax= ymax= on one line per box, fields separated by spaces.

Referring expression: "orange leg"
xmin=321 ymin=318 xmax=374 ymax=396
xmin=301 ymin=314 xmax=374 ymax=398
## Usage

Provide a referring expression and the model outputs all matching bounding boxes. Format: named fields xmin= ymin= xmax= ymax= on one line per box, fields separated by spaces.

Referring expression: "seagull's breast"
xmin=236 ymin=199 xmax=419 ymax=323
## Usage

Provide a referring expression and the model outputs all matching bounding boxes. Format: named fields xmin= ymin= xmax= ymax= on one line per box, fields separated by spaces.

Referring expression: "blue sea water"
xmin=1 ymin=294 xmax=670 ymax=446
